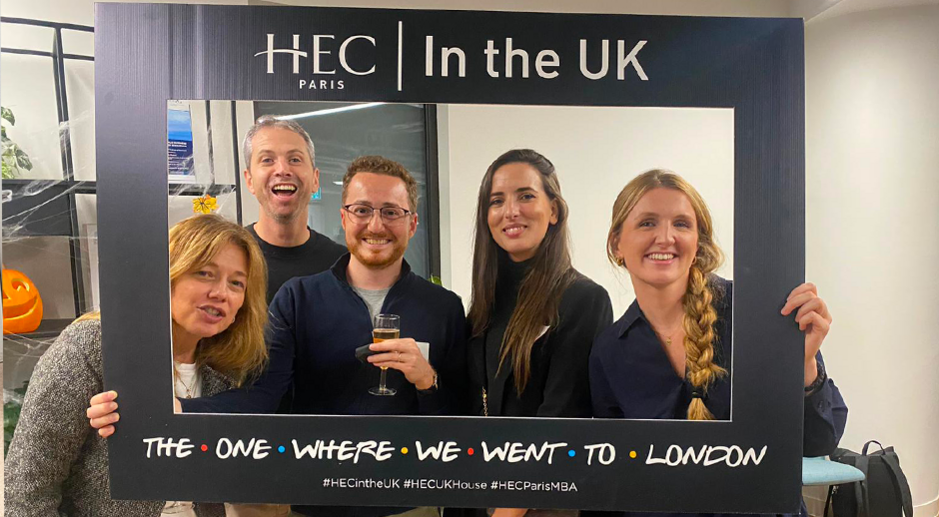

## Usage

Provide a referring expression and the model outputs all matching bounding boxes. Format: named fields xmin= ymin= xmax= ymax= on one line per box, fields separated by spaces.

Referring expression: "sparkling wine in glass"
xmin=369 ymin=314 xmax=399 ymax=396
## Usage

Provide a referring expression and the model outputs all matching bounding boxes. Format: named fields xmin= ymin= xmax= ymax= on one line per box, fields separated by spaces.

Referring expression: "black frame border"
xmin=96 ymin=4 xmax=805 ymax=513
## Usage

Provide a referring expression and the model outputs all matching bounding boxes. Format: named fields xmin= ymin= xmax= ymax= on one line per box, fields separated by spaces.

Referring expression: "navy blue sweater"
xmin=180 ymin=254 xmax=467 ymax=416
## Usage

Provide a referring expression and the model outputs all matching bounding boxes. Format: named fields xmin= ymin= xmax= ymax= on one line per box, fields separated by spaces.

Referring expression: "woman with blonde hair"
xmin=5 ymin=213 xmax=269 ymax=517
xmin=587 ymin=169 xmax=847 ymax=517
xmin=467 ymin=149 xmax=613 ymax=517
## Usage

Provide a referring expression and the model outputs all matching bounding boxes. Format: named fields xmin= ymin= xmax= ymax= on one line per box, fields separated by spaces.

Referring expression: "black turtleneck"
xmin=483 ymin=256 xmax=532 ymax=386
xmin=469 ymin=255 xmax=614 ymax=418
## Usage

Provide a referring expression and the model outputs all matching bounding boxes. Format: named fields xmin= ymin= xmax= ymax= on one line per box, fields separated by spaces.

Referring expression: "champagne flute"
xmin=369 ymin=314 xmax=399 ymax=396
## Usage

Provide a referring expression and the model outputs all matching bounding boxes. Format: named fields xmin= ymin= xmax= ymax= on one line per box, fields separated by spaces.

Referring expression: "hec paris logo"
xmin=254 ymin=33 xmax=377 ymax=75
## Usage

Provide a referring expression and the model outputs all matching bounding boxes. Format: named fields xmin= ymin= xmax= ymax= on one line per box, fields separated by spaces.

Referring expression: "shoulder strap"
xmin=854 ymin=455 xmax=871 ymax=517
xmin=881 ymin=454 xmax=914 ymax=517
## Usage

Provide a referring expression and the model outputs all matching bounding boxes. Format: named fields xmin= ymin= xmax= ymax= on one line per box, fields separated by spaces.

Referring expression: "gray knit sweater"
xmin=4 ymin=319 xmax=229 ymax=517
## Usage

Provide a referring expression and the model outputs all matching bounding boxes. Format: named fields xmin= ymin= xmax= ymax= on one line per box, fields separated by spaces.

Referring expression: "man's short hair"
xmin=343 ymin=156 xmax=419 ymax=212
xmin=242 ymin=115 xmax=316 ymax=167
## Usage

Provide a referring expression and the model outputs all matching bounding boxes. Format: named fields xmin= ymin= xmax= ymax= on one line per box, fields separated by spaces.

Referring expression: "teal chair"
xmin=802 ymin=456 xmax=865 ymax=486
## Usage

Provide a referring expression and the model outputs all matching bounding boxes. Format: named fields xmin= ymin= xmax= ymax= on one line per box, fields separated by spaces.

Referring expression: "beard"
xmin=347 ymin=232 xmax=408 ymax=270
xmin=259 ymin=192 xmax=304 ymax=223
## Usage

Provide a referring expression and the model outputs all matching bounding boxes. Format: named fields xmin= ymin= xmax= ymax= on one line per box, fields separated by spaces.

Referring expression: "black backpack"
xmin=824 ymin=440 xmax=914 ymax=517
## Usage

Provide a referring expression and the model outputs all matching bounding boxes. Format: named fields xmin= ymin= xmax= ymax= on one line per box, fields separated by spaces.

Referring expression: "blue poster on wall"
xmin=167 ymin=101 xmax=194 ymax=181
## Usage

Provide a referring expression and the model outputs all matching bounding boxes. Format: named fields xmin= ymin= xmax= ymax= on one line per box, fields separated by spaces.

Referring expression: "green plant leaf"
xmin=15 ymin=148 xmax=33 ymax=170
xmin=4 ymin=403 xmax=22 ymax=422
xmin=0 ymin=108 xmax=33 ymax=177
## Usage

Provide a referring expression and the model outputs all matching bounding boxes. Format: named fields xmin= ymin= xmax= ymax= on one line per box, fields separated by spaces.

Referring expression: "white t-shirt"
xmin=161 ymin=361 xmax=202 ymax=517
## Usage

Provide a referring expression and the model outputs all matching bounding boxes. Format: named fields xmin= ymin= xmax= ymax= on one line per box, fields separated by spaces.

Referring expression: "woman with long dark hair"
xmin=588 ymin=169 xmax=847 ymax=517
xmin=467 ymin=149 xmax=613 ymax=517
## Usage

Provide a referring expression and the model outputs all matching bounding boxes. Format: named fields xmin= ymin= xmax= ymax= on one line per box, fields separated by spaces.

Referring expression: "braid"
xmin=605 ymin=169 xmax=726 ymax=419
xmin=681 ymin=265 xmax=726 ymax=420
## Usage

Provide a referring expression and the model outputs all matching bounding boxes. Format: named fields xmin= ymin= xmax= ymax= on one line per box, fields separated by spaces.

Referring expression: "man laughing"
xmin=242 ymin=116 xmax=346 ymax=303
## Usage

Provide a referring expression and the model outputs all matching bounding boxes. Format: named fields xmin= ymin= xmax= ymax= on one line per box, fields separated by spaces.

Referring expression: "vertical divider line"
xmin=397 ymin=21 xmax=403 ymax=92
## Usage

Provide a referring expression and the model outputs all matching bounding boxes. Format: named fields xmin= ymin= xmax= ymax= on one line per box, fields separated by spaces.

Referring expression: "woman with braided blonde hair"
xmin=587 ymin=170 xmax=847 ymax=517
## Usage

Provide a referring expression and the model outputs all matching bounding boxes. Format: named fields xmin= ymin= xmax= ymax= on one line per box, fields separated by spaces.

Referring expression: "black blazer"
xmin=467 ymin=273 xmax=613 ymax=417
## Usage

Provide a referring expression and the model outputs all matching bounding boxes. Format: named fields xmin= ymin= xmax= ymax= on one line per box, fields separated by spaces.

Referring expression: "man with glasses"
xmin=179 ymin=156 xmax=467 ymax=517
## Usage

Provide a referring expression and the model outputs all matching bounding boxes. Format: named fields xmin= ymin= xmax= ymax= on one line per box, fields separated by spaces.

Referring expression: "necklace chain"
xmin=653 ymin=322 xmax=684 ymax=348
xmin=173 ymin=362 xmax=196 ymax=399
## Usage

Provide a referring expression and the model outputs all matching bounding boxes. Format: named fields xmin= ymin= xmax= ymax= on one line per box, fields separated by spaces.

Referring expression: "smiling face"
xmin=487 ymin=162 xmax=558 ymax=262
xmin=341 ymin=172 xmax=417 ymax=270
xmin=170 ymin=243 xmax=248 ymax=346
xmin=615 ymin=187 xmax=700 ymax=290
xmin=243 ymin=127 xmax=319 ymax=224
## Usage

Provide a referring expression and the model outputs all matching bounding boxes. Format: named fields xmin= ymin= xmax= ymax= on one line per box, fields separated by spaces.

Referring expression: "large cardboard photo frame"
xmin=96 ymin=4 xmax=806 ymax=513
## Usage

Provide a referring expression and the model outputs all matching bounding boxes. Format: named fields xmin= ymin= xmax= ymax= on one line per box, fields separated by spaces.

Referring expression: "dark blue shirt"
xmin=180 ymin=254 xmax=466 ymax=416
xmin=180 ymin=255 xmax=468 ymax=517
xmin=587 ymin=276 xmax=848 ymax=517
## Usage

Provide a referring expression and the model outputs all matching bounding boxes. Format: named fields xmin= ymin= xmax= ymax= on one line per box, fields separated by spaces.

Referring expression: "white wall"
xmin=0 ymin=21 xmax=87 ymax=180
xmin=440 ymin=105 xmax=734 ymax=316
xmin=804 ymin=4 xmax=939 ymax=515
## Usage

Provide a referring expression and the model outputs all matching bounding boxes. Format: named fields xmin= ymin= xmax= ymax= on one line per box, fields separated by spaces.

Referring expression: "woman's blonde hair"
xmin=75 ymin=215 xmax=267 ymax=385
xmin=168 ymin=214 xmax=268 ymax=385
xmin=607 ymin=169 xmax=726 ymax=420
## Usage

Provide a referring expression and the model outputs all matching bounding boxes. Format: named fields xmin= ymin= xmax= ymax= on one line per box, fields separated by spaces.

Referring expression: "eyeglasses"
xmin=343 ymin=204 xmax=412 ymax=224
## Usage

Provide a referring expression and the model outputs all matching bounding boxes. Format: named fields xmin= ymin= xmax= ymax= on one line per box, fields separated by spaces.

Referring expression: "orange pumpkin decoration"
xmin=2 ymin=268 xmax=44 ymax=334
